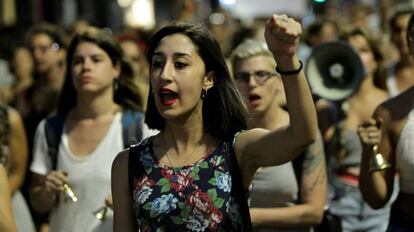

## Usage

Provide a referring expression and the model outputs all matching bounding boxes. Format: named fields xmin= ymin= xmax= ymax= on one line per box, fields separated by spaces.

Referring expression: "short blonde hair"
xmin=229 ymin=39 xmax=276 ymax=75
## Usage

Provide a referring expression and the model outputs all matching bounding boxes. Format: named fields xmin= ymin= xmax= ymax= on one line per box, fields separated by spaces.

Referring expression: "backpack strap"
xmin=223 ymin=141 xmax=252 ymax=232
xmin=45 ymin=114 xmax=65 ymax=170
xmin=122 ymin=110 xmax=144 ymax=149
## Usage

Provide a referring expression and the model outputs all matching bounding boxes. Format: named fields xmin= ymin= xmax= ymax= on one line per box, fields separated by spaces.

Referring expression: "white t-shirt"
xmin=30 ymin=112 xmax=157 ymax=232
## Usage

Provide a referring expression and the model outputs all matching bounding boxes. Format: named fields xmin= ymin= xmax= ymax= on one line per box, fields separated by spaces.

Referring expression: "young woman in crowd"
xmin=112 ymin=14 xmax=317 ymax=231
xmin=0 ymin=105 xmax=32 ymax=232
xmin=29 ymin=26 xmax=151 ymax=232
xmin=317 ymin=28 xmax=391 ymax=231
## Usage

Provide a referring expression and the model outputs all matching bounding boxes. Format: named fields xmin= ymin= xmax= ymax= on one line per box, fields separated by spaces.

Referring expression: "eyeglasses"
xmin=234 ymin=70 xmax=277 ymax=85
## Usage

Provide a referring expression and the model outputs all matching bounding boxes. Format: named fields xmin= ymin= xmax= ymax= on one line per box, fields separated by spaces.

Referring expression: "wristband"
xmin=276 ymin=60 xmax=303 ymax=75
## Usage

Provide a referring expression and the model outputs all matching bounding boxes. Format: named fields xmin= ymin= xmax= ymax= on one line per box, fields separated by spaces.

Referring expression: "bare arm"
xmin=0 ymin=165 xmax=17 ymax=232
xmin=235 ymin=14 xmax=317 ymax=185
xmin=112 ymin=150 xmax=136 ymax=232
xmin=7 ymin=108 xmax=28 ymax=194
xmin=358 ymin=107 xmax=396 ymax=209
xmin=250 ymin=132 xmax=326 ymax=228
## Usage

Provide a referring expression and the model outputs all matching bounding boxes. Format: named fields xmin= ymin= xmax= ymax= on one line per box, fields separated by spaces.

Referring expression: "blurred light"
xmin=51 ymin=43 xmax=60 ymax=52
xmin=219 ymin=0 xmax=237 ymax=5
xmin=117 ymin=0 xmax=134 ymax=8
xmin=209 ymin=13 xmax=225 ymax=25
xmin=313 ymin=0 xmax=326 ymax=3
xmin=125 ymin=0 xmax=155 ymax=29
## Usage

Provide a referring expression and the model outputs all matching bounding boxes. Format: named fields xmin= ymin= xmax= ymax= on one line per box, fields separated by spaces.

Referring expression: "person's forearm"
xmin=30 ymin=186 xmax=57 ymax=213
xmin=250 ymin=204 xmax=323 ymax=228
xmin=359 ymin=145 xmax=391 ymax=209
xmin=278 ymin=56 xmax=318 ymax=145
xmin=0 ymin=210 xmax=17 ymax=232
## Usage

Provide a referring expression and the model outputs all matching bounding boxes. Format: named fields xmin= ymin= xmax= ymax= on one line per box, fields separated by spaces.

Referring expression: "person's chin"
xmin=249 ymin=105 xmax=264 ymax=114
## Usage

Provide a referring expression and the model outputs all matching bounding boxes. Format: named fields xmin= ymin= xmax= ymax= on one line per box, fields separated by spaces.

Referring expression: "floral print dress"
xmin=131 ymin=137 xmax=243 ymax=232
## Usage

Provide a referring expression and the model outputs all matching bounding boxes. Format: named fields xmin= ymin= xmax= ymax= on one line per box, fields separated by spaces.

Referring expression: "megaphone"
xmin=306 ymin=41 xmax=365 ymax=101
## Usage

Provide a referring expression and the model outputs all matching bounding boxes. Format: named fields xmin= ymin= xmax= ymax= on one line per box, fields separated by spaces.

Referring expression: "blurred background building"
xmin=0 ymin=0 xmax=413 ymax=60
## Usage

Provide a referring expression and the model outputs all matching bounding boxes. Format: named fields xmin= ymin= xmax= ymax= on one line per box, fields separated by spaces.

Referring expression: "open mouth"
xmin=248 ymin=94 xmax=261 ymax=106
xmin=159 ymin=88 xmax=178 ymax=106
xmin=249 ymin=94 xmax=261 ymax=102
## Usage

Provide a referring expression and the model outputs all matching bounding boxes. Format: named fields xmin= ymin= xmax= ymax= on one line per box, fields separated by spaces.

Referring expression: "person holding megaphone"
xmin=315 ymin=27 xmax=392 ymax=231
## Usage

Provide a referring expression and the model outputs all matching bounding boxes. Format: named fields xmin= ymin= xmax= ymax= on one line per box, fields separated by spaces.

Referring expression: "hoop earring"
xmin=201 ymin=89 xmax=207 ymax=100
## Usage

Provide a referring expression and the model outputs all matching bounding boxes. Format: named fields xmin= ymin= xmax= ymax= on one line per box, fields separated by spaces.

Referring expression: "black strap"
xmin=45 ymin=114 xmax=65 ymax=170
xmin=45 ymin=110 xmax=143 ymax=170
xmin=223 ymin=141 xmax=252 ymax=232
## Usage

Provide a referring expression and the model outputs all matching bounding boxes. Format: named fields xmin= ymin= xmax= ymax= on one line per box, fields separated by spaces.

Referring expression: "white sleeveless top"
xmin=396 ymin=106 xmax=414 ymax=194
xmin=386 ymin=72 xmax=400 ymax=98
xmin=31 ymin=113 xmax=122 ymax=232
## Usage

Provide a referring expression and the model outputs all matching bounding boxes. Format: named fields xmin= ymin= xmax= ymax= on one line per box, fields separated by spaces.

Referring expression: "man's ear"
xmin=203 ymin=71 xmax=215 ymax=90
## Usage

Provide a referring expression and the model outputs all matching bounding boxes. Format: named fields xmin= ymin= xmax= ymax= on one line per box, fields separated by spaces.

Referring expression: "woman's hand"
xmin=264 ymin=14 xmax=301 ymax=63
xmin=358 ymin=118 xmax=382 ymax=146
xmin=44 ymin=170 xmax=68 ymax=193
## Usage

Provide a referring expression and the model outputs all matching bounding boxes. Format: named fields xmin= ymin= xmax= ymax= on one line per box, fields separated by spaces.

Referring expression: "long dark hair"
xmin=145 ymin=22 xmax=249 ymax=141
xmin=58 ymin=27 xmax=144 ymax=116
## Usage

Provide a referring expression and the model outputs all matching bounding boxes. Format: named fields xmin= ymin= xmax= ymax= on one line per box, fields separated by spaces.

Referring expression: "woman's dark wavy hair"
xmin=57 ymin=27 xmax=144 ymax=116
xmin=145 ymin=22 xmax=249 ymax=141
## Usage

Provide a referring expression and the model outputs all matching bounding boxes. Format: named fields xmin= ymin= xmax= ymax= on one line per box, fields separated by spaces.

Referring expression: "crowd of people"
xmin=1 ymin=1 xmax=414 ymax=231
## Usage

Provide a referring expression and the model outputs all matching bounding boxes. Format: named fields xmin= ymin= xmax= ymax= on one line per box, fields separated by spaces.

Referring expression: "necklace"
xmin=162 ymin=134 xmax=202 ymax=172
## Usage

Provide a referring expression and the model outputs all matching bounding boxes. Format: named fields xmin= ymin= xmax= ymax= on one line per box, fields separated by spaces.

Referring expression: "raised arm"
xmin=358 ymin=108 xmax=396 ymax=209
xmin=112 ymin=150 xmax=137 ymax=232
xmin=249 ymin=132 xmax=326 ymax=228
xmin=235 ymin=14 xmax=318 ymax=184
xmin=7 ymin=108 xmax=28 ymax=194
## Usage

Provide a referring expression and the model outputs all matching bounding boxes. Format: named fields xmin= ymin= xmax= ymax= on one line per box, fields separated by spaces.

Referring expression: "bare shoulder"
xmin=112 ymin=149 xmax=130 ymax=175
xmin=6 ymin=107 xmax=23 ymax=126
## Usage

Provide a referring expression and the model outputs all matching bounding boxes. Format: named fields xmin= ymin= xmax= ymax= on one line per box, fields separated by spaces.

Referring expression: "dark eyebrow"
xmin=153 ymin=52 xmax=192 ymax=58
xmin=72 ymin=53 xmax=105 ymax=59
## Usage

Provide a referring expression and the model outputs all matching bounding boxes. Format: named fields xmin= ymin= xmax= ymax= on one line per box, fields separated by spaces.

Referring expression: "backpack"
xmin=128 ymin=140 xmax=253 ymax=231
xmin=45 ymin=110 xmax=144 ymax=170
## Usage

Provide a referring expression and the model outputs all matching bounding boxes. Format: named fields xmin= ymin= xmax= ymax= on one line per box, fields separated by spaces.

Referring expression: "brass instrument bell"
xmin=62 ymin=184 xmax=78 ymax=203
xmin=369 ymin=145 xmax=391 ymax=173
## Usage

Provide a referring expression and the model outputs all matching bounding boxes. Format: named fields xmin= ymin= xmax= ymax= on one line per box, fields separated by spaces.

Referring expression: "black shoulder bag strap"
xmin=224 ymin=141 xmax=252 ymax=232
xmin=45 ymin=114 xmax=65 ymax=170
